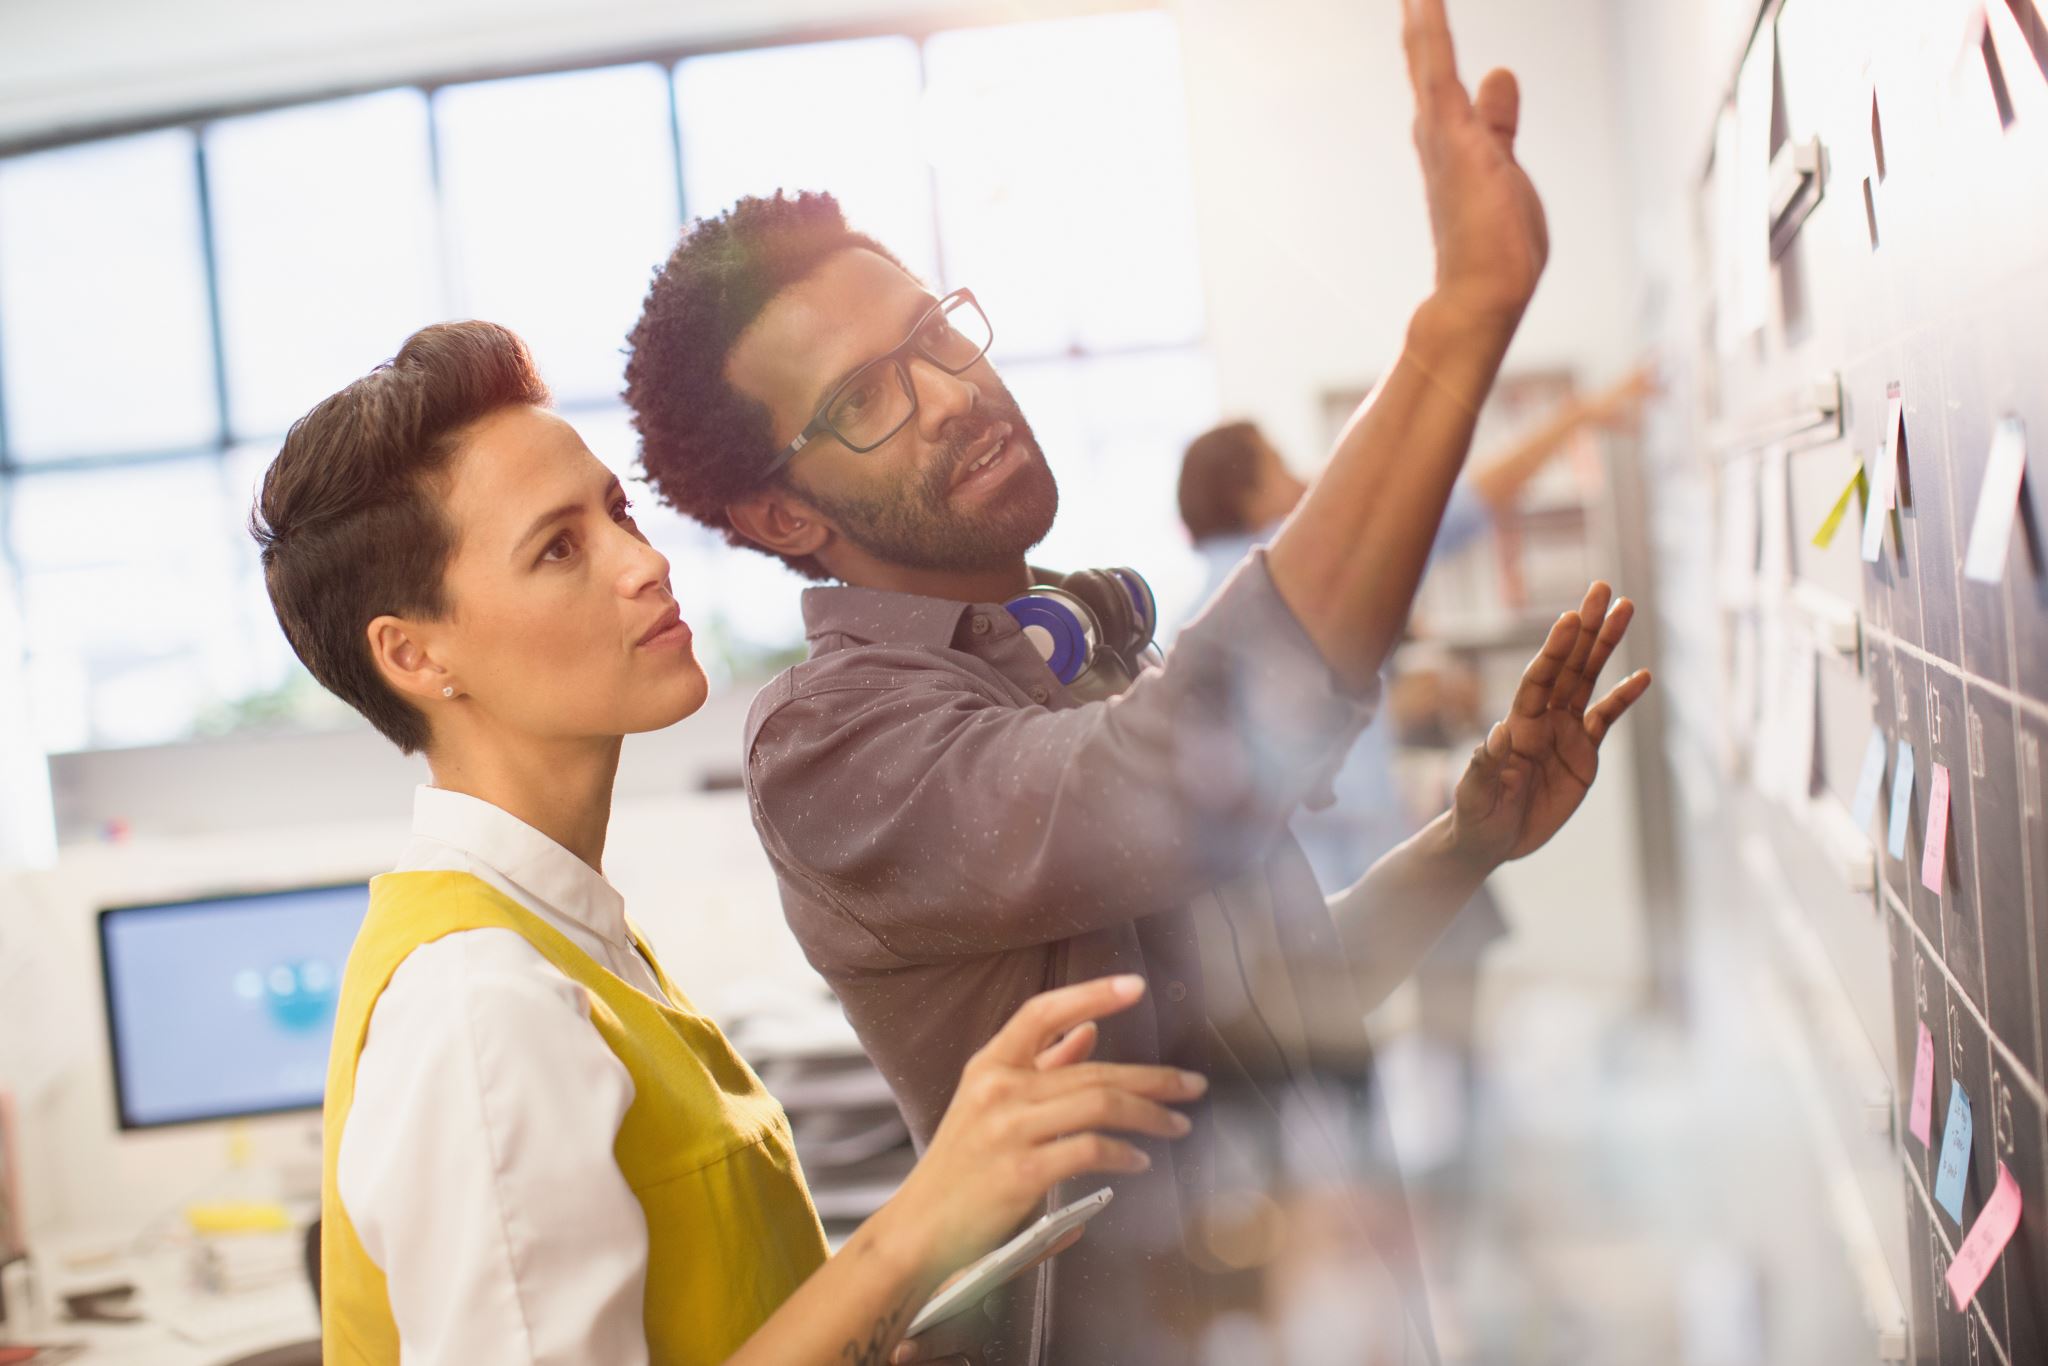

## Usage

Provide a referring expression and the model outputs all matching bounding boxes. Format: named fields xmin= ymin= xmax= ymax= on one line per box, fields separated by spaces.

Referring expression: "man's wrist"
xmin=1404 ymin=293 xmax=1520 ymax=410
xmin=1430 ymin=808 xmax=1502 ymax=878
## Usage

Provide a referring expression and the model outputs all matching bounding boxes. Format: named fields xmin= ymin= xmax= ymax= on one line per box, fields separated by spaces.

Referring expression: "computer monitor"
xmin=98 ymin=883 xmax=371 ymax=1130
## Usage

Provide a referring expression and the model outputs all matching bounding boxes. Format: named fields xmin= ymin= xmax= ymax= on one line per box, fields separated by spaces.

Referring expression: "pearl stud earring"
xmin=442 ymin=686 xmax=455 ymax=698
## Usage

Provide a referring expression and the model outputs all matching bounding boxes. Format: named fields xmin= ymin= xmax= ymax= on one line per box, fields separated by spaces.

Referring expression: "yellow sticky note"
xmin=184 ymin=1200 xmax=294 ymax=1234
xmin=1812 ymin=465 xmax=1869 ymax=549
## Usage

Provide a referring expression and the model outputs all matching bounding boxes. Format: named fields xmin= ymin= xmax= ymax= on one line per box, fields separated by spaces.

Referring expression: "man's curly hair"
xmin=624 ymin=191 xmax=908 ymax=581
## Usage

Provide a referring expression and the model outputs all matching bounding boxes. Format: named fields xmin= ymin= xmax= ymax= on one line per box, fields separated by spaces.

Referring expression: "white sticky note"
xmin=1733 ymin=30 xmax=1775 ymax=336
xmin=1922 ymin=763 xmax=1952 ymax=893
xmin=1862 ymin=393 xmax=1906 ymax=563
xmin=1963 ymin=417 xmax=2028 ymax=583
xmin=1850 ymin=727 xmax=1888 ymax=831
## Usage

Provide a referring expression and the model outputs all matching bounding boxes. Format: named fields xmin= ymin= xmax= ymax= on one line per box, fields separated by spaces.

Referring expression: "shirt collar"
xmin=799 ymin=567 xmax=1066 ymax=651
xmin=799 ymin=584 xmax=982 ymax=650
xmin=408 ymin=786 xmax=631 ymax=948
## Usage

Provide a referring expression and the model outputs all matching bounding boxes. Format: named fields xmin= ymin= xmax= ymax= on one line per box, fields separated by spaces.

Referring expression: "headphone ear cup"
xmin=1003 ymin=588 xmax=1100 ymax=685
xmin=1060 ymin=570 xmax=1142 ymax=660
xmin=1108 ymin=567 xmax=1157 ymax=651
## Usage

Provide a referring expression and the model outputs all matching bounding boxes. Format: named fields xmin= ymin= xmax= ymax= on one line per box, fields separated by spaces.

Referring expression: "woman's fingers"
xmin=1585 ymin=669 xmax=1653 ymax=746
xmin=1028 ymin=1061 xmax=1208 ymax=1103
xmin=1021 ymin=1088 xmax=1193 ymax=1146
xmin=982 ymin=975 xmax=1145 ymax=1068
xmin=1034 ymin=1131 xmax=1152 ymax=1183
xmin=1035 ymin=1021 xmax=1098 ymax=1071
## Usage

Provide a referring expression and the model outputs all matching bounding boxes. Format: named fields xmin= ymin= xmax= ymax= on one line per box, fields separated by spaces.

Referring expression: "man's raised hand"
xmin=1402 ymin=0 xmax=1549 ymax=327
xmin=1447 ymin=581 xmax=1651 ymax=867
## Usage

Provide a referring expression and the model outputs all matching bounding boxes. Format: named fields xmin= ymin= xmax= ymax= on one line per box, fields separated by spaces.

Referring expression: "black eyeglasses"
xmin=763 ymin=288 xmax=995 ymax=477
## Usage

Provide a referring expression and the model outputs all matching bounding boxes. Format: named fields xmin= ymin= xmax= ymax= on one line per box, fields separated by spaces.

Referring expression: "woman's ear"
xmin=366 ymin=615 xmax=453 ymax=706
xmin=727 ymin=487 xmax=831 ymax=560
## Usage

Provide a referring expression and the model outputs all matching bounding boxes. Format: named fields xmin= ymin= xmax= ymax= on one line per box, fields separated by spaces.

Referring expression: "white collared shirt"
xmin=335 ymin=786 xmax=670 ymax=1365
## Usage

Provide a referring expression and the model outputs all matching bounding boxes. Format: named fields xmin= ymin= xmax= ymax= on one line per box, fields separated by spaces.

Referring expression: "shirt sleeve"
xmin=749 ymin=550 xmax=1378 ymax=960
xmin=335 ymin=929 xmax=651 ymax=1366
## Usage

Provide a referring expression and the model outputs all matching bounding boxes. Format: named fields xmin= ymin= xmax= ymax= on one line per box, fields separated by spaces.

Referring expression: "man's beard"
xmin=792 ymin=384 xmax=1059 ymax=575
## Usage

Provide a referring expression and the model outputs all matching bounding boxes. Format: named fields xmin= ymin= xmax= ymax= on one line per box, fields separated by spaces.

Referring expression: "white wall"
xmin=1178 ymin=0 xmax=1638 ymax=470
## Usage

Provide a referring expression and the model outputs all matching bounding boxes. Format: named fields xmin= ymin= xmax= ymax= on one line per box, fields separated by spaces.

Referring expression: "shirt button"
xmin=1165 ymin=980 xmax=1189 ymax=1003
xmin=1029 ymin=685 xmax=1050 ymax=705
xmin=970 ymin=613 xmax=992 ymax=636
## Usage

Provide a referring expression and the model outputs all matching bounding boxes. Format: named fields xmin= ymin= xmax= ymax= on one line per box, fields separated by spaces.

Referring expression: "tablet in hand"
xmin=905 ymin=1188 xmax=1114 ymax=1339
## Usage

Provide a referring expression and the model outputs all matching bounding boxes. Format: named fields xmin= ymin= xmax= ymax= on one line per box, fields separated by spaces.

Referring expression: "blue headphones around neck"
xmin=1003 ymin=567 xmax=1160 ymax=693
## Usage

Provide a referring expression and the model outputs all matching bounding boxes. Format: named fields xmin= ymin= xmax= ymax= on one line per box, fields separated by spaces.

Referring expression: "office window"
xmin=923 ymin=11 xmax=1206 ymax=357
xmin=434 ymin=65 xmax=681 ymax=404
xmin=9 ymin=460 xmax=248 ymax=750
xmin=0 ymin=8 xmax=1209 ymax=750
xmin=205 ymin=90 xmax=441 ymax=440
xmin=675 ymin=37 xmax=939 ymax=282
xmin=1006 ymin=350 xmax=1217 ymax=628
xmin=0 ymin=131 xmax=220 ymax=460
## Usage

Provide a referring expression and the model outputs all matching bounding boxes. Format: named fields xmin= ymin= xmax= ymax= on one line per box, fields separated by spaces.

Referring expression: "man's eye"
xmin=840 ymin=379 xmax=879 ymax=417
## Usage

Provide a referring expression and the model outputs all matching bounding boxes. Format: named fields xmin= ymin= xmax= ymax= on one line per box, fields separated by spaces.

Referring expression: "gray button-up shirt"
xmin=744 ymin=552 xmax=1433 ymax=1364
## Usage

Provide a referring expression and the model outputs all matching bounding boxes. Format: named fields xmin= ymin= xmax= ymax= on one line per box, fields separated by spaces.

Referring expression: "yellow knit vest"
xmin=318 ymin=870 xmax=829 ymax=1364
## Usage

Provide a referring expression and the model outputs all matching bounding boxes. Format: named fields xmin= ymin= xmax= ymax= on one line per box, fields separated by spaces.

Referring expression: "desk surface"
xmin=5 ymin=1235 xmax=318 ymax=1366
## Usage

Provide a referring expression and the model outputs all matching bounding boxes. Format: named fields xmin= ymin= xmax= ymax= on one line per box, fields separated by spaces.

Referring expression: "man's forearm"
xmin=1265 ymin=295 xmax=1520 ymax=693
xmin=1326 ymin=809 xmax=1495 ymax=1013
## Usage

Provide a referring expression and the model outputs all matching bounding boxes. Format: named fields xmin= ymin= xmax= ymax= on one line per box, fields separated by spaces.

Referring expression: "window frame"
xmin=0 ymin=0 xmax=1206 ymax=751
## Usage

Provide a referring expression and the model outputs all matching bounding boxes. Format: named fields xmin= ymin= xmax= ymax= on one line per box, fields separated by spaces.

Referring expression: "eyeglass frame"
xmin=761 ymin=287 xmax=994 ymax=479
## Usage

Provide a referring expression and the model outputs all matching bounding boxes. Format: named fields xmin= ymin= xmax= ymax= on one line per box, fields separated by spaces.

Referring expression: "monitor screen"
xmin=98 ymin=883 xmax=371 ymax=1129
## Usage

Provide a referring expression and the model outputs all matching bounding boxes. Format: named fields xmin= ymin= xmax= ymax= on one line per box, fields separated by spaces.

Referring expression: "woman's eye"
xmin=613 ymin=498 xmax=637 ymax=525
xmin=540 ymin=534 xmax=574 ymax=563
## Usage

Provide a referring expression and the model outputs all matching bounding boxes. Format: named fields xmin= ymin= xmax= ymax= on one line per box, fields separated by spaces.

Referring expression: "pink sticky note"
xmin=1922 ymin=763 xmax=1952 ymax=893
xmin=1910 ymin=1020 xmax=1935 ymax=1146
xmin=1946 ymin=1161 xmax=2024 ymax=1311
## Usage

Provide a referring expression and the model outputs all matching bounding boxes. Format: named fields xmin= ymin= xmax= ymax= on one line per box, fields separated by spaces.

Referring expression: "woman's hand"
xmin=1447 ymin=581 xmax=1652 ymax=868
xmin=877 ymin=975 xmax=1204 ymax=1292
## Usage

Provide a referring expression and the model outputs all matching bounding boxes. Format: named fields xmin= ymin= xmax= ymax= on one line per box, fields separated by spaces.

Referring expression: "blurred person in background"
xmin=252 ymin=320 xmax=1205 ymax=1366
xmin=1172 ymin=378 xmax=1652 ymax=1148
xmin=622 ymin=1 xmax=1652 ymax=1359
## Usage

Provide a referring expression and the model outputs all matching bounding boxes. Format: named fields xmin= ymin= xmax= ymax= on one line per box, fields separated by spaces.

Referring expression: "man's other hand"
xmin=1447 ymin=581 xmax=1651 ymax=866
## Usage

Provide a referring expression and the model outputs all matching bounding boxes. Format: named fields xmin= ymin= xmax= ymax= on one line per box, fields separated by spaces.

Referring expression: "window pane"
xmin=924 ymin=12 xmax=1205 ymax=356
xmin=206 ymin=91 xmax=441 ymax=440
xmin=0 ymin=130 xmax=220 ymax=460
xmin=1007 ymin=348 xmax=1216 ymax=627
xmin=10 ymin=460 xmax=251 ymax=749
xmin=434 ymin=66 xmax=680 ymax=404
xmin=675 ymin=38 xmax=937 ymax=281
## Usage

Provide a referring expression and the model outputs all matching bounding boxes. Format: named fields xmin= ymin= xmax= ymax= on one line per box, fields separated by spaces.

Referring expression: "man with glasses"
xmin=624 ymin=4 xmax=1649 ymax=1361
